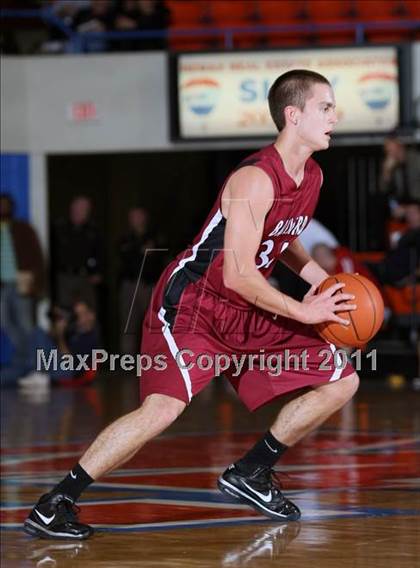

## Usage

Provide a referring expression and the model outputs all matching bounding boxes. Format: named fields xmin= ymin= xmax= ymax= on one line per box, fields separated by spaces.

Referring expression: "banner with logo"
xmin=176 ymin=47 xmax=399 ymax=138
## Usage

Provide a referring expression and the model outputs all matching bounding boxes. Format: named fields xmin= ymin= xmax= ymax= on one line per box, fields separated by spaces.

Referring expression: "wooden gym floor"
xmin=1 ymin=377 xmax=419 ymax=567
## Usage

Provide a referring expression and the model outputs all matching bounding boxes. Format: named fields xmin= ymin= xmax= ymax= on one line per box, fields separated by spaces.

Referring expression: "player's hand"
xmin=300 ymin=283 xmax=356 ymax=325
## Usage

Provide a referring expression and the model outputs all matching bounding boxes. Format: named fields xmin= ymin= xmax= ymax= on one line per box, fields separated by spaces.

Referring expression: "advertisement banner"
xmin=177 ymin=47 xmax=399 ymax=138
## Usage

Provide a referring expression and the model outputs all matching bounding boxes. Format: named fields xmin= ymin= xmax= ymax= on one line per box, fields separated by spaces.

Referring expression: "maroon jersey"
xmin=162 ymin=143 xmax=323 ymax=320
xmin=140 ymin=144 xmax=355 ymax=410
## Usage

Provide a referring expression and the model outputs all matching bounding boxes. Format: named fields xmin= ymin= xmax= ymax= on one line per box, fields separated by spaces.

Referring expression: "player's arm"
xmin=280 ymin=237 xmax=329 ymax=287
xmin=222 ymin=168 xmax=354 ymax=325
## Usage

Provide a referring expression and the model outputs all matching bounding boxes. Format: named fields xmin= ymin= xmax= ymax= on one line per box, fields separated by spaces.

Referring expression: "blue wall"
xmin=0 ymin=154 xmax=30 ymax=221
xmin=0 ymin=153 xmax=29 ymax=365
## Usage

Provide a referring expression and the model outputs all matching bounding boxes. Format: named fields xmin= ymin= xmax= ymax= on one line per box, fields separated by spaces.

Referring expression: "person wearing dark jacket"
xmin=0 ymin=194 xmax=46 ymax=384
xmin=52 ymin=196 xmax=103 ymax=311
xmin=113 ymin=0 xmax=170 ymax=51
xmin=72 ymin=0 xmax=115 ymax=52
xmin=118 ymin=207 xmax=159 ymax=354
xmin=373 ymin=200 xmax=420 ymax=285
xmin=379 ymin=136 xmax=420 ymax=203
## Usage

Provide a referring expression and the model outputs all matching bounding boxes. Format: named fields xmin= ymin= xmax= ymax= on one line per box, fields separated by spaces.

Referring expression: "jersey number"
xmin=256 ymin=239 xmax=290 ymax=269
xmin=256 ymin=239 xmax=274 ymax=269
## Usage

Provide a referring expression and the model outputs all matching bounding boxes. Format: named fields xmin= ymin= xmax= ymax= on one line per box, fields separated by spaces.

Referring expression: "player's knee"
xmin=317 ymin=371 xmax=359 ymax=407
xmin=345 ymin=372 xmax=360 ymax=397
xmin=141 ymin=393 xmax=186 ymax=427
xmin=335 ymin=372 xmax=359 ymax=404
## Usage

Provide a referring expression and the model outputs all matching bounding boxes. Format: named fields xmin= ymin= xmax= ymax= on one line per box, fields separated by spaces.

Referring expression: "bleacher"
xmin=1 ymin=0 xmax=419 ymax=54
xmin=166 ymin=0 xmax=420 ymax=51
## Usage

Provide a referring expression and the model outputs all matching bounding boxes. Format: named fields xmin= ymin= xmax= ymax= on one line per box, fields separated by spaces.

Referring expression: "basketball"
xmin=315 ymin=273 xmax=384 ymax=348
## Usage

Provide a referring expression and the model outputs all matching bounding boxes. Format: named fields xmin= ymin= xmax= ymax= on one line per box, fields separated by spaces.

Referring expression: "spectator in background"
xmin=369 ymin=135 xmax=420 ymax=250
xmin=118 ymin=207 xmax=158 ymax=354
xmin=310 ymin=242 xmax=379 ymax=284
xmin=17 ymin=300 xmax=101 ymax=390
xmin=310 ymin=242 xmax=388 ymax=322
xmin=113 ymin=0 xmax=169 ymax=51
xmin=270 ymin=219 xmax=339 ymax=300
xmin=72 ymin=0 xmax=115 ymax=52
xmin=0 ymin=30 xmax=20 ymax=55
xmin=299 ymin=218 xmax=339 ymax=252
xmin=52 ymin=195 xmax=103 ymax=311
xmin=371 ymin=199 xmax=420 ymax=286
xmin=379 ymin=134 xmax=420 ymax=212
xmin=0 ymin=194 xmax=46 ymax=384
xmin=41 ymin=0 xmax=90 ymax=53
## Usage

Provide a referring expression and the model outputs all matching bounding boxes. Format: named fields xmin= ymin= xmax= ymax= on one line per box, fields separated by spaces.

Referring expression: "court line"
xmin=1 ymin=497 xmax=250 ymax=511
xmin=3 ymin=487 xmax=419 ymax=511
xmin=3 ymin=507 xmax=420 ymax=534
xmin=0 ymin=460 xmax=406 ymax=475
xmin=325 ymin=437 xmax=420 ymax=454
xmin=0 ymin=511 xmax=363 ymax=534
xmin=3 ymin=484 xmax=419 ymax=511
xmin=2 ymin=460 xmax=408 ymax=494
xmin=1 ymin=451 xmax=82 ymax=466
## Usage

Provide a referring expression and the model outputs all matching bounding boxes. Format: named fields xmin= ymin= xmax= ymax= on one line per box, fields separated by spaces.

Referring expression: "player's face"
xmin=297 ymin=84 xmax=338 ymax=151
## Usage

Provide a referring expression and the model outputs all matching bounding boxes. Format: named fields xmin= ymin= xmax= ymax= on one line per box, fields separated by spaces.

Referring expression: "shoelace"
xmin=256 ymin=467 xmax=291 ymax=498
xmin=251 ymin=468 xmax=298 ymax=514
xmin=270 ymin=471 xmax=298 ymax=513
xmin=57 ymin=499 xmax=80 ymax=523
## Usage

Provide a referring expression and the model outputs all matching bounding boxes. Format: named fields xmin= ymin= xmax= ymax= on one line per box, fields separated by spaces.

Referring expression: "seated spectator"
xmin=299 ymin=218 xmax=339 ymax=253
xmin=311 ymin=242 xmax=388 ymax=321
xmin=72 ymin=0 xmax=115 ymax=52
xmin=16 ymin=300 xmax=101 ymax=390
xmin=311 ymin=243 xmax=379 ymax=284
xmin=271 ymin=219 xmax=340 ymax=301
xmin=369 ymin=134 xmax=420 ymax=249
xmin=0 ymin=30 xmax=20 ymax=55
xmin=41 ymin=0 xmax=90 ymax=53
xmin=113 ymin=0 xmax=169 ymax=51
xmin=371 ymin=200 xmax=420 ymax=286
xmin=379 ymin=134 xmax=420 ymax=211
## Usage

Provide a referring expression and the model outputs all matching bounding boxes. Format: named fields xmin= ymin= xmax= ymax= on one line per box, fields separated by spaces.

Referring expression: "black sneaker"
xmin=23 ymin=493 xmax=94 ymax=540
xmin=218 ymin=464 xmax=301 ymax=521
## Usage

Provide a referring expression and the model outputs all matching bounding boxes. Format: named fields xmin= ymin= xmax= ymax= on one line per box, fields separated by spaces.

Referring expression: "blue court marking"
xmin=2 ymin=497 xmax=419 ymax=516
xmin=94 ymin=508 xmax=420 ymax=531
xmin=3 ymin=484 xmax=420 ymax=510
xmin=317 ymin=428 xmax=414 ymax=437
xmin=2 ymin=489 xmax=419 ymax=513
xmin=0 ymin=485 xmax=239 ymax=504
xmin=2 ymin=477 xmax=419 ymax=497
xmin=342 ymin=446 xmax=420 ymax=455
xmin=0 ymin=493 xmax=358 ymax=510
xmin=2 ymin=506 xmax=420 ymax=534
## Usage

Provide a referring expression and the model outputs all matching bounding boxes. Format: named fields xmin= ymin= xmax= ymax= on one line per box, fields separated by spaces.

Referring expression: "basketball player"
xmin=24 ymin=70 xmax=359 ymax=539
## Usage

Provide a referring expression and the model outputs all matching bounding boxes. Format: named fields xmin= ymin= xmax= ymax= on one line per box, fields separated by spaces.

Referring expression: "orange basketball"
xmin=314 ymin=273 xmax=384 ymax=348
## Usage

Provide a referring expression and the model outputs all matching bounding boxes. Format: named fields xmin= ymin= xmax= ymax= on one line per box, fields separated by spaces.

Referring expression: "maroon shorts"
xmin=139 ymin=266 xmax=355 ymax=411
